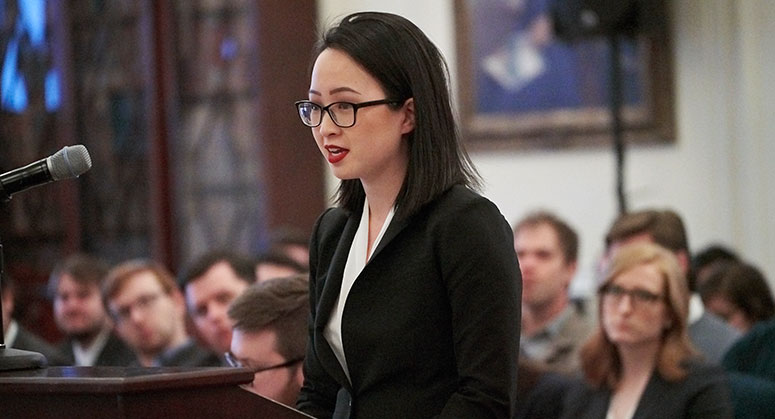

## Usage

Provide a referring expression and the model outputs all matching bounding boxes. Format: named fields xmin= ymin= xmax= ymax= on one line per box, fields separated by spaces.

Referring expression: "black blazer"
xmin=560 ymin=361 xmax=734 ymax=419
xmin=297 ymin=185 xmax=522 ymax=419
xmin=59 ymin=332 xmax=137 ymax=366
xmin=12 ymin=325 xmax=69 ymax=366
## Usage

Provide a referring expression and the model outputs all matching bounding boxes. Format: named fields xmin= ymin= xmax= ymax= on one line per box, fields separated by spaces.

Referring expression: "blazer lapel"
xmin=315 ymin=211 xmax=360 ymax=330
xmin=632 ymin=371 xmax=665 ymax=419
xmin=369 ymin=210 xmax=412 ymax=262
xmin=313 ymin=210 xmax=360 ymax=389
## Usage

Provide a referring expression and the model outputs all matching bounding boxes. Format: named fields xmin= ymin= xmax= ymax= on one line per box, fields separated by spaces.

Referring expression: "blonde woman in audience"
xmin=561 ymin=242 xmax=733 ymax=419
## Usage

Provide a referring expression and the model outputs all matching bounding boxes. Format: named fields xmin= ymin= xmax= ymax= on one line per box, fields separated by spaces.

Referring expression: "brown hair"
xmin=514 ymin=210 xmax=578 ymax=263
xmin=102 ymin=259 xmax=178 ymax=306
xmin=228 ymin=274 xmax=309 ymax=361
xmin=605 ymin=210 xmax=688 ymax=252
xmin=47 ymin=253 xmax=110 ymax=299
xmin=580 ymin=242 xmax=697 ymax=389
xmin=700 ymin=261 xmax=775 ymax=325
xmin=605 ymin=209 xmax=695 ymax=290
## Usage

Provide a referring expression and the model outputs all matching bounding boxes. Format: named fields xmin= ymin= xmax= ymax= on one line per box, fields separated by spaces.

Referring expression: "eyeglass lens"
xmin=603 ymin=284 xmax=662 ymax=306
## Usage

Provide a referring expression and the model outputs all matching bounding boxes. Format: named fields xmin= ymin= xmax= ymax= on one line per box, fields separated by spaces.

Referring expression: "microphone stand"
xmin=0 ymin=183 xmax=48 ymax=371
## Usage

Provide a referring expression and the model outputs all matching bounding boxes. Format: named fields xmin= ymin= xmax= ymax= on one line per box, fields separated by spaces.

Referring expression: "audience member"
xmin=723 ymin=318 xmax=775 ymax=381
xmin=699 ymin=261 xmax=774 ymax=333
xmin=514 ymin=211 xmax=593 ymax=375
xmin=514 ymin=358 xmax=573 ymax=419
xmin=102 ymin=259 xmax=220 ymax=367
xmin=179 ymin=250 xmax=254 ymax=355
xmin=561 ymin=242 xmax=733 ymax=418
xmin=226 ymin=274 xmax=309 ymax=406
xmin=2 ymin=275 xmax=68 ymax=365
xmin=48 ymin=254 xmax=136 ymax=366
xmin=722 ymin=319 xmax=775 ymax=418
xmin=254 ymin=251 xmax=306 ymax=283
xmin=268 ymin=226 xmax=310 ymax=269
xmin=692 ymin=243 xmax=739 ymax=288
xmin=604 ymin=208 xmax=740 ymax=363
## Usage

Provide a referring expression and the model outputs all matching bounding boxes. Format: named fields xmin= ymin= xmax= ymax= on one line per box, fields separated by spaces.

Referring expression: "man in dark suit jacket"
xmin=48 ymin=254 xmax=136 ymax=366
xmin=2 ymin=276 xmax=69 ymax=366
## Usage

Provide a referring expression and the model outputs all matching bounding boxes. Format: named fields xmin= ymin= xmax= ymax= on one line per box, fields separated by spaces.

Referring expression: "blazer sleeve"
xmin=297 ymin=208 xmax=347 ymax=418
xmin=434 ymin=195 xmax=522 ymax=418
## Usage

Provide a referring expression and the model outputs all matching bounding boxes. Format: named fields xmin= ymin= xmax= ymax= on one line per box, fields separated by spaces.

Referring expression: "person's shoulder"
xmin=680 ymin=358 xmax=729 ymax=388
xmin=436 ymin=184 xmax=488 ymax=205
xmin=559 ymin=377 xmax=606 ymax=419
xmin=14 ymin=326 xmax=70 ymax=366
xmin=561 ymin=300 xmax=597 ymax=338
xmin=428 ymin=184 xmax=502 ymax=220
xmin=723 ymin=319 xmax=775 ymax=377
xmin=316 ymin=206 xmax=350 ymax=226
xmin=98 ymin=332 xmax=138 ymax=366
xmin=696 ymin=311 xmax=741 ymax=338
xmin=684 ymin=357 xmax=726 ymax=375
xmin=690 ymin=310 xmax=740 ymax=362
xmin=311 ymin=206 xmax=351 ymax=242
xmin=160 ymin=340 xmax=221 ymax=367
xmin=737 ymin=319 xmax=775 ymax=345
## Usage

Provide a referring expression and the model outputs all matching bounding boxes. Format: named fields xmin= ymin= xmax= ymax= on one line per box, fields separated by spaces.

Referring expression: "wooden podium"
xmin=0 ymin=366 xmax=313 ymax=418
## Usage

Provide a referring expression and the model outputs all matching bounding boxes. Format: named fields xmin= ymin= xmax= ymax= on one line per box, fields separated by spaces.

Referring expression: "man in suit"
xmin=179 ymin=250 xmax=254 ymax=357
xmin=604 ymin=208 xmax=740 ymax=363
xmin=226 ymin=274 xmax=308 ymax=406
xmin=2 ymin=275 xmax=68 ymax=365
xmin=48 ymin=254 xmax=136 ymax=366
xmin=102 ymin=259 xmax=220 ymax=367
xmin=514 ymin=211 xmax=594 ymax=375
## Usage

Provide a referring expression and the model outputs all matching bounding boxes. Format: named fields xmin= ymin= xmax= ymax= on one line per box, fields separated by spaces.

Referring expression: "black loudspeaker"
xmin=551 ymin=0 xmax=666 ymax=39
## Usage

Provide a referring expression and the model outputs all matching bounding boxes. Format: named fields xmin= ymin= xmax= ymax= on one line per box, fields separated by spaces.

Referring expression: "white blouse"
xmin=323 ymin=197 xmax=395 ymax=381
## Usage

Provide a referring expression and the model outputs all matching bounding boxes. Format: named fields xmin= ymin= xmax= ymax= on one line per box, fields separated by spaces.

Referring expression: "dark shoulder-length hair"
xmin=311 ymin=11 xmax=480 ymax=219
xmin=580 ymin=242 xmax=697 ymax=389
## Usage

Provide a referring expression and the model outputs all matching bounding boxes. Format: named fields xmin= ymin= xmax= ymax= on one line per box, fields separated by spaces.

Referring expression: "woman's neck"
xmin=362 ymin=175 xmax=403 ymax=259
xmin=607 ymin=341 xmax=660 ymax=419
xmin=618 ymin=340 xmax=660 ymax=377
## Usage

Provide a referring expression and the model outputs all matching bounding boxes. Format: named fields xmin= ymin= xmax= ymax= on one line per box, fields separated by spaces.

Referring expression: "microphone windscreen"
xmin=48 ymin=145 xmax=92 ymax=180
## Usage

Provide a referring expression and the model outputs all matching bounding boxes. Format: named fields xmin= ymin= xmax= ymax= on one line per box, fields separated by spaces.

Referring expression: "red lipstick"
xmin=325 ymin=145 xmax=349 ymax=164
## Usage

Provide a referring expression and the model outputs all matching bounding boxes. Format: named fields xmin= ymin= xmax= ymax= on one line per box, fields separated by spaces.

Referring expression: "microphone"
xmin=0 ymin=144 xmax=92 ymax=201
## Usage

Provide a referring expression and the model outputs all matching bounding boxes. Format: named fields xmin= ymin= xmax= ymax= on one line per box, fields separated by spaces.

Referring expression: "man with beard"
xmin=103 ymin=259 xmax=220 ymax=367
xmin=48 ymin=254 xmax=136 ymax=366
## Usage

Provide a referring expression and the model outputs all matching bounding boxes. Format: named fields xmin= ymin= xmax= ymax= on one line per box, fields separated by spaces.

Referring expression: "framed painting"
xmin=454 ymin=0 xmax=675 ymax=149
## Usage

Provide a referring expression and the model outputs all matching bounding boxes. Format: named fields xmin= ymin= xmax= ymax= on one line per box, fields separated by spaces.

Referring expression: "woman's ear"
xmin=400 ymin=98 xmax=415 ymax=135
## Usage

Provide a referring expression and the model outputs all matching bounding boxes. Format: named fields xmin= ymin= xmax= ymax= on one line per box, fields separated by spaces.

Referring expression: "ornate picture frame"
xmin=455 ymin=0 xmax=675 ymax=149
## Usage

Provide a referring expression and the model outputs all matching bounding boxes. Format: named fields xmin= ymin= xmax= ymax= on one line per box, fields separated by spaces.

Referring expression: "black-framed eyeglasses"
xmin=110 ymin=292 xmax=162 ymax=323
xmin=294 ymin=99 xmax=401 ymax=128
xmin=224 ymin=351 xmax=304 ymax=374
xmin=600 ymin=283 xmax=664 ymax=308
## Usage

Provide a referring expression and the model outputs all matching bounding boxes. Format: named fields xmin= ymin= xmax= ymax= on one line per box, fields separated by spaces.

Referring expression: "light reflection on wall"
xmin=1 ymin=0 xmax=60 ymax=113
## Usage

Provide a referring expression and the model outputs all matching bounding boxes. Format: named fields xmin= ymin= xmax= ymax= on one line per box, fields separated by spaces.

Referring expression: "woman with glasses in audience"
xmin=293 ymin=11 xmax=521 ymax=419
xmin=561 ymin=242 xmax=733 ymax=419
